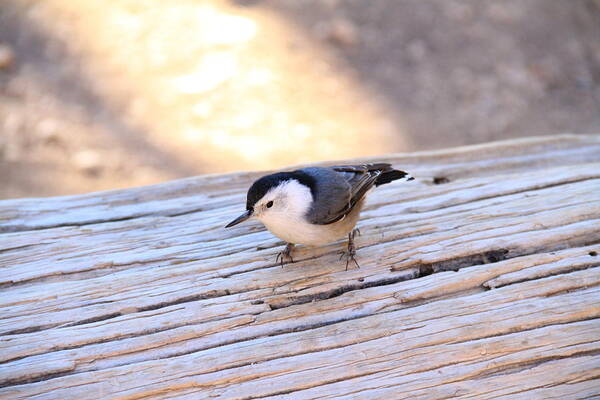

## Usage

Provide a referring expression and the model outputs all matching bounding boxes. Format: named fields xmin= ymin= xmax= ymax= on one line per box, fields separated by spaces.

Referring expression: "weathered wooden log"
xmin=0 ymin=134 xmax=599 ymax=399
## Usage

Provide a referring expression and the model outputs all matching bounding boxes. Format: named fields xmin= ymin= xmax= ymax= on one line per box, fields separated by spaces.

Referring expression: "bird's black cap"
xmin=246 ymin=170 xmax=316 ymax=210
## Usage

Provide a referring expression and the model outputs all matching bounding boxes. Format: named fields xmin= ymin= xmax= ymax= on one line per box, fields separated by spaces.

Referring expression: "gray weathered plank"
xmin=0 ymin=134 xmax=599 ymax=399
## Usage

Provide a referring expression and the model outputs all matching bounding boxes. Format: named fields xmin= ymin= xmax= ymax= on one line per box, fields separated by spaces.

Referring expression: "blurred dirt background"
xmin=1 ymin=0 xmax=599 ymax=199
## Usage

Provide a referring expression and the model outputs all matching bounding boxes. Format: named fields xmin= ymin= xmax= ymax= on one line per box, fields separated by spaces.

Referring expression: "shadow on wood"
xmin=0 ymin=134 xmax=599 ymax=399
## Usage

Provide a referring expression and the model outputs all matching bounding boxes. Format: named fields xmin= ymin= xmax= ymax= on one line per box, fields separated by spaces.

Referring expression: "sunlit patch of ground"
xmin=34 ymin=0 xmax=407 ymax=173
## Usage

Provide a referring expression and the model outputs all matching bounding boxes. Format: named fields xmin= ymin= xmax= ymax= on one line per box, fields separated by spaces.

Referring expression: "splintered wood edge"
xmin=0 ymin=134 xmax=599 ymax=399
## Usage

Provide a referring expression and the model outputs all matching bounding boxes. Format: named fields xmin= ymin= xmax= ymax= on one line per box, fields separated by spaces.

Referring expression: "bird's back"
xmin=299 ymin=163 xmax=411 ymax=225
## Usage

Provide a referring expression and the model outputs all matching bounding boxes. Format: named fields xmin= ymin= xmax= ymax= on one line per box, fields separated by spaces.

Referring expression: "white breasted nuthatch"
xmin=226 ymin=163 xmax=414 ymax=268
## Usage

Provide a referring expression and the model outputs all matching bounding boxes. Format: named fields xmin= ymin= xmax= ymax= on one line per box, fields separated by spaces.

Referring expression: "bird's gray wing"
xmin=300 ymin=164 xmax=385 ymax=225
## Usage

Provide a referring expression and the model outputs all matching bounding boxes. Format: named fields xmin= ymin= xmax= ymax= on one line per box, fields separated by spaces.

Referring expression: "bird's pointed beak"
xmin=225 ymin=209 xmax=253 ymax=228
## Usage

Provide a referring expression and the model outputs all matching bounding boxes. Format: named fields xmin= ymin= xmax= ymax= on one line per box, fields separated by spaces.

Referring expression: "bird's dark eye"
xmin=266 ymin=201 xmax=274 ymax=208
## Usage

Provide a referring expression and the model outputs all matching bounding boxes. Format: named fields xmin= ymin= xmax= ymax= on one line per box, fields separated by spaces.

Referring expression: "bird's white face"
xmin=224 ymin=177 xmax=314 ymax=234
xmin=251 ymin=179 xmax=319 ymax=245
xmin=225 ymin=177 xmax=321 ymax=244
xmin=252 ymin=179 xmax=313 ymax=224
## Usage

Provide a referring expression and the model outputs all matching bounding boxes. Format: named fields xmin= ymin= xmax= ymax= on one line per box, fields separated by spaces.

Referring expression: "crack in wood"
xmin=267 ymin=270 xmax=420 ymax=310
xmin=0 ymin=369 xmax=75 ymax=389
xmin=61 ymin=313 xmax=124 ymax=328
xmin=136 ymin=291 xmax=232 ymax=313
xmin=469 ymin=348 xmax=600 ymax=380
xmin=484 ymin=262 xmax=600 ymax=290
xmin=397 ymin=248 xmax=510 ymax=276
xmin=1 ymin=324 xmax=58 ymax=336
xmin=0 ymin=243 xmax=40 ymax=254
xmin=542 ymin=281 xmax=600 ymax=298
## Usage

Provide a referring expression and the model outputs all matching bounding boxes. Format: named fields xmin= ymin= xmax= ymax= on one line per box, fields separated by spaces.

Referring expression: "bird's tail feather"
xmin=375 ymin=168 xmax=414 ymax=186
xmin=331 ymin=163 xmax=414 ymax=186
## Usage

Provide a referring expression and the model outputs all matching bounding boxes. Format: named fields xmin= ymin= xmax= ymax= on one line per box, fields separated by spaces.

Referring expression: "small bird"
xmin=225 ymin=163 xmax=414 ymax=269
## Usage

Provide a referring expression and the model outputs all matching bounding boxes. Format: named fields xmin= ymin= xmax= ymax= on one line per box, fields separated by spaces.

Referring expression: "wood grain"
xmin=1 ymin=134 xmax=599 ymax=399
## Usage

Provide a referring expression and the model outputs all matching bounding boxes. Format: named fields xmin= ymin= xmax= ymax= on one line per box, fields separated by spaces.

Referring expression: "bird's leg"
xmin=340 ymin=232 xmax=360 ymax=270
xmin=351 ymin=227 xmax=361 ymax=239
xmin=276 ymin=243 xmax=295 ymax=267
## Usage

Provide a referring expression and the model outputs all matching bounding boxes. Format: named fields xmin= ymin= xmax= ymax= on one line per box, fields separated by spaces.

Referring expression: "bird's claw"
xmin=276 ymin=243 xmax=295 ymax=267
xmin=340 ymin=231 xmax=360 ymax=270
xmin=339 ymin=249 xmax=360 ymax=270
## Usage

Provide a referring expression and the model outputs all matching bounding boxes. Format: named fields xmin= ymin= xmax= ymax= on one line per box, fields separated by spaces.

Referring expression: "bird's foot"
xmin=339 ymin=232 xmax=360 ymax=270
xmin=276 ymin=243 xmax=295 ymax=267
